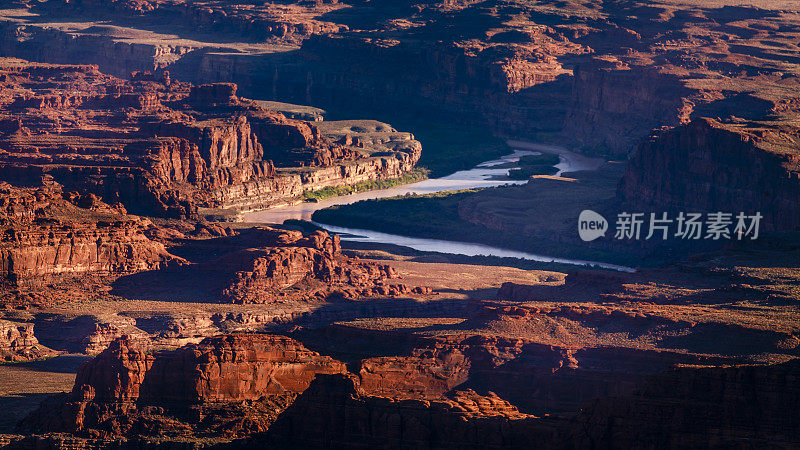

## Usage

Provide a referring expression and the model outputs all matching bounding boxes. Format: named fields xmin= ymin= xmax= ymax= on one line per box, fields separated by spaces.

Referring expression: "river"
xmin=243 ymin=141 xmax=636 ymax=272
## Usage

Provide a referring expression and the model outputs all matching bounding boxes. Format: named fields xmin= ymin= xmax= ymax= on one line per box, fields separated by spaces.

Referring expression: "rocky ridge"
xmin=19 ymin=334 xmax=348 ymax=439
xmin=619 ymin=117 xmax=800 ymax=231
xmin=0 ymin=59 xmax=421 ymax=218
xmin=246 ymin=358 xmax=800 ymax=449
xmin=0 ymin=319 xmax=55 ymax=362
xmin=2 ymin=2 xmax=800 ymax=228
xmin=1 ymin=243 xmax=799 ymax=446
xmin=0 ymin=183 xmax=175 ymax=287
xmin=3 ymin=1 xmax=800 ymax=159
xmin=215 ymin=227 xmax=426 ymax=303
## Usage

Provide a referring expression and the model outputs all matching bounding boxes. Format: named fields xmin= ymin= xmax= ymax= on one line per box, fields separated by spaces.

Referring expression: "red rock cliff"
xmin=0 ymin=183 xmax=176 ymax=286
xmin=20 ymin=334 xmax=347 ymax=438
xmin=0 ymin=59 xmax=421 ymax=218
xmin=619 ymin=118 xmax=800 ymax=231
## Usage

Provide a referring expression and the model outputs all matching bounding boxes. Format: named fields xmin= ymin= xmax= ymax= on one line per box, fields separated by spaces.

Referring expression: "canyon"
xmin=2 ymin=0 xmax=800 ymax=158
xmin=0 ymin=0 xmax=798 ymax=448
xmin=0 ymin=58 xmax=421 ymax=219
xmin=1 ymin=1 xmax=799 ymax=224
xmin=3 ymin=241 xmax=800 ymax=447
xmin=0 ymin=217 xmax=798 ymax=447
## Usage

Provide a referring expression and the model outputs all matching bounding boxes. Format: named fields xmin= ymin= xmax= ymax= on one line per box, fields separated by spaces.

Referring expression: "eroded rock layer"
xmin=232 ymin=360 xmax=800 ymax=449
xmin=0 ymin=319 xmax=55 ymax=362
xmin=20 ymin=334 xmax=348 ymax=439
xmin=620 ymin=118 xmax=800 ymax=231
xmin=106 ymin=225 xmax=425 ymax=304
xmin=3 ymin=1 xmax=800 ymax=159
xmin=0 ymin=183 xmax=175 ymax=286
xmin=0 ymin=59 xmax=421 ymax=218
xmin=4 ymin=240 xmax=800 ymax=447
xmin=216 ymin=228 xmax=424 ymax=303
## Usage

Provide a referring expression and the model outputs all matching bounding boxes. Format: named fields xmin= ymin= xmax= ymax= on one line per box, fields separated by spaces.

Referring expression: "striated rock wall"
xmin=235 ymin=373 xmax=562 ymax=450
xmin=217 ymin=228 xmax=419 ymax=303
xmin=15 ymin=328 xmax=800 ymax=447
xmin=357 ymin=345 xmax=471 ymax=400
xmin=37 ymin=0 xmax=348 ymax=45
xmin=619 ymin=118 xmax=800 ymax=231
xmin=0 ymin=319 xmax=54 ymax=362
xmin=4 ymin=1 xmax=800 ymax=163
xmin=20 ymin=334 xmax=347 ymax=438
xmin=0 ymin=59 xmax=421 ymax=218
xmin=0 ymin=183 xmax=175 ymax=286
xmin=573 ymin=359 xmax=800 ymax=448
xmin=0 ymin=7 xmax=581 ymax=139
xmin=33 ymin=313 xmax=151 ymax=355
xmin=244 ymin=360 xmax=800 ymax=449
xmin=140 ymin=334 xmax=347 ymax=403
xmin=277 ymin=33 xmax=578 ymax=136
xmin=561 ymin=60 xmax=693 ymax=157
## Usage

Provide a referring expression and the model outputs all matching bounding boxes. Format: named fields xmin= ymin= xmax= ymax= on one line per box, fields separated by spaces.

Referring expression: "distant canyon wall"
xmin=0 ymin=20 xmax=582 ymax=147
xmin=1 ymin=11 xmax=800 ymax=230
xmin=0 ymin=20 xmax=761 ymax=159
xmin=619 ymin=118 xmax=800 ymax=231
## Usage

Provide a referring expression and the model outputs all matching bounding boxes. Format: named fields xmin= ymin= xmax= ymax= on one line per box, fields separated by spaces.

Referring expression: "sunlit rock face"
xmin=0 ymin=59 xmax=421 ymax=218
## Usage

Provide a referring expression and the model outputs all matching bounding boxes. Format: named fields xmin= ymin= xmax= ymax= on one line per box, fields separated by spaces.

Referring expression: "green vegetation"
xmin=301 ymin=168 xmax=429 ymax=201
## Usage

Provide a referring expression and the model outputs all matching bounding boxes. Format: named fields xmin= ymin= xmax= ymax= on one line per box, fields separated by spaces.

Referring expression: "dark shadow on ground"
xmin=11 ymin=354 xmax=91 ymax=374
xmin=0 ymin=392 xmax=55 ymax=432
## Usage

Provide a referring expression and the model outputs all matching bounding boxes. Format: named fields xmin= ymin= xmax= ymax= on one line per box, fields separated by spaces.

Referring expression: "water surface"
xmin=243 ymin=142 xmax=635 ymax=272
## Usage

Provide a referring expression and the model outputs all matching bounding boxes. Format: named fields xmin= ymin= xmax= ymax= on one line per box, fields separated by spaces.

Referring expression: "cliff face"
xmin=140 ymin=334 xmax=348 ymax=403
xmin=0 ymin=3 xmax=584 ymax=142
xmin=0 ymin=319 xmax=55 ymax=362
xmin=4 ymin=0 xmax=800 ymax=161
xmin=573 ymin=359 xmax=800 ymax=449
xmin=0 ymin=183 xmax=175 ymax=286
xmin=619 ymin=118 xmax=800 ymax=231
xmin=38 ymin=0 xmax=348 ymax=45
xmin=242 ymin=360 xmax=800 ymax=449
xmin=277 ymin=33 xmax=579 ymax=136
xmin=561 ymin=60 xmax=693 ymax=157
xmin=20 ymin=335 xmax=347 ymax=438
xmin=217 ymin=228 xmax=417 ymax=303
xmin=357 ymin=346 xmax=471 ymax=400
xmin=11 ymin=262 xmax=800 ymax=449
xmin=254 ymin=374 xmax=559 ymax=450
xmin=0 ymin=59 xmax=421 ymax=218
